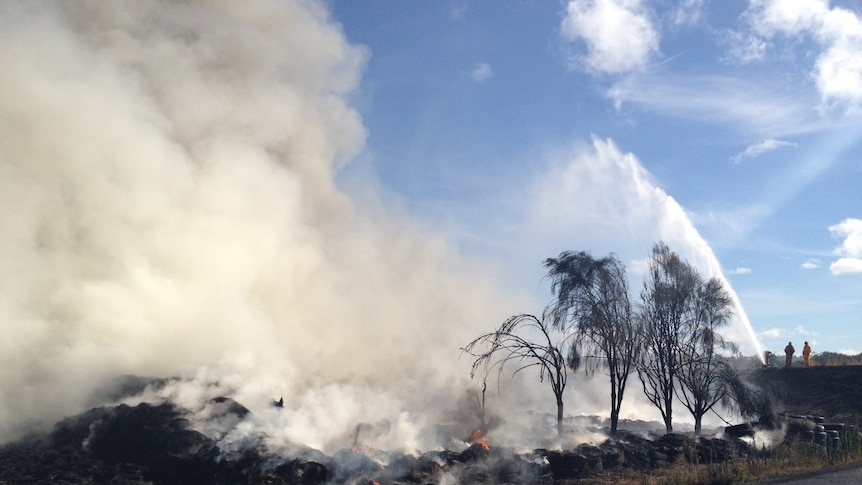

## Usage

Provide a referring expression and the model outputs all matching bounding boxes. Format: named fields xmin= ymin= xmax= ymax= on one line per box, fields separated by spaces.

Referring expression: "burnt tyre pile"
xmin=780 ymin=413 xmax=852 ymax=448
xmin=0 ymin=397 xmax=763 ymax=485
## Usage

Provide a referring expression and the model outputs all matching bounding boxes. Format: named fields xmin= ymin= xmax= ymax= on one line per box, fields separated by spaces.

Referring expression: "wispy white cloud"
xmin=720 ymin=29 xmax=768 ymax=64
xmin=731 ymin=138 xmax=797 ymax=164
xmin=801 ymin=258 xmax=821 ymax=269
xmin=561 ymin=0 xmax=659 ymax=74
xmin=829 ymin=218 xmax=862 ymax=274
xmin=728 ymin=267 xmax=752 ymax=275
xmin=607 ymin=73 xmax=823 ymax=136
xmin=690 ymin=205 xmax=773 ymax=248
xmin=838 ymin=348 xmax=861 ymax=355
xmin=670 ymin=0 xmax=705 ymax=26
xmin=758 ymin=324 xmax=817 ymax=340
xmin=743 ymin=0 xmax=862 ymax=110
xmin=628 ymin=257 xmax=651 ymax=275
xmin=470 ymin=62 xmax=494 ymax=83
xmin=449 ymin=4 xmax=468 ymax=22
xmin=746 ymin=0 xmax=824 ymax=35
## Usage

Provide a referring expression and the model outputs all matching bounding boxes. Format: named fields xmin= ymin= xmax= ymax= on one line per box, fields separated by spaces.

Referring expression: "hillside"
xmin=758 ymin=365 xmax=862 ymax=423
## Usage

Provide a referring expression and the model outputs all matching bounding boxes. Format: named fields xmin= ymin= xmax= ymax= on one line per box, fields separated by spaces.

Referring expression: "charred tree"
xmin=636 ymin=242 xmax=699 ymax=434
xmin=676 ymin=277 xmax=739 ymax=434
xmin=475 ymin=381 xmax=487 ymax=430
xmin=637 ymin=243 xmax=753 ymax=435
xmin=462 ymin=313 xmax=578 ymax=438
xmin=543 ymin=251 xmax=641 ymax=435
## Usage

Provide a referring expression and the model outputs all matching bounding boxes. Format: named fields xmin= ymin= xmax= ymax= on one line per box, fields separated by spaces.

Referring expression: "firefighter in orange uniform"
xmin=803 ymin=341 xmax=812 ymax=367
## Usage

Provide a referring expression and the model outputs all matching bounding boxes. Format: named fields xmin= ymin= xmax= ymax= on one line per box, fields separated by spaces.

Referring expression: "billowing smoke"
xmin=0 ymin=0 xmax=762 ymax=452
xmin=0 ymin=0 xmax=524 ymax=448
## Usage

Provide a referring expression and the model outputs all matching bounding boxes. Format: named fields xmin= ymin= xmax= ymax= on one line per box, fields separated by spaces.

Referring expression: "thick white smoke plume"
xmin=0 ymin=1 xmax=523 ymax=448
xmin=0 ymin=0 xmax=763 ymax=451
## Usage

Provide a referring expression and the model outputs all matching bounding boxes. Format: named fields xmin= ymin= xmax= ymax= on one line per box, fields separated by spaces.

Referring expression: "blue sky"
xmin=330 ymin=1 xmax=862 ymax=356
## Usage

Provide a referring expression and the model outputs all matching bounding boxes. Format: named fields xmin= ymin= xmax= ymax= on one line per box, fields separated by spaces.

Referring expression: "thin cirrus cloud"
xmin=731 ymin=138 xmax=797 ymax=164
xmin=743 ymin=0 xmax=862 ymax=110
xmin=561 ymin=0 xmax=659 ymax=74
xmin=606 ymin=73 xmax=820 ymax=136
xmin=728 ymin=267 xmax=753 ymax=275
xmin=670 ymin=0 xmax=705 ymax=26
xmin=759 ymin=325 xmax=815 ymax=341
xmin=829 ymin=218 xmax=862 ymax=274
xmin=689 ymin=204 xmax=772 ymax=248
xmin=470 ymin=62 xmax=494 ymax=83
xmin=801 ymin=258 xmax=821 ymax=270
xmin=720 ymin=29 xmax=768 ymax=64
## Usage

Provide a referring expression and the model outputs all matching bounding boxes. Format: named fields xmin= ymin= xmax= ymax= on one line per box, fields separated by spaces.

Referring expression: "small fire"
xmin=475 ymin=436 xmax=490 ymax=451
xmin=351 ymin=443 xmax=375 ymax=455
xmin=467 ymin=428 xmax=491 ymax=451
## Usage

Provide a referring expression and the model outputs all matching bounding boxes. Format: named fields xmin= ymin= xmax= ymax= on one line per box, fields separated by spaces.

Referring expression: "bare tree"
xmin=475 ymin=381 xmax=487 ymax=430
xmin=462 ymin=313 xmax=578 ymax=438
xmin=636 ymin=242 xmax=699 ymax=434
xmin=676 ymin=277 xmax=739 ymax=434
xmin=638 ymin=243 xmax=758 ymax=434
xmin=544 ymin=251 xmax=641 ymax=435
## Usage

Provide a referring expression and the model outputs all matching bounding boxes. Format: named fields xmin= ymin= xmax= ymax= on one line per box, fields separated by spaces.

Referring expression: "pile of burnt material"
xmin=779 ymin=413 xmax=850 ymax=448
xmin=536 ymin=431 xmax=754 ymax=481
xmin=0 ymin=399 xmax=337 ymax=485
xmin=0 ymin=399 xmax=760 ymax=485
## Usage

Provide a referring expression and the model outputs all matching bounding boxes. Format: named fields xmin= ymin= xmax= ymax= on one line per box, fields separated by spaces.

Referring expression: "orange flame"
xmin=352 ymin=443 xmax=375 ymax=455
xmin=475 ymin=436 xmax=490 ymax=451
xmin=467 ymin=428 xmax=491 ymax=450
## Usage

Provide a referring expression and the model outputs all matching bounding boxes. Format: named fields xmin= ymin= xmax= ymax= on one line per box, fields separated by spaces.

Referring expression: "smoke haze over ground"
xmin=0 ymin=0 xmax=760 ymax=450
